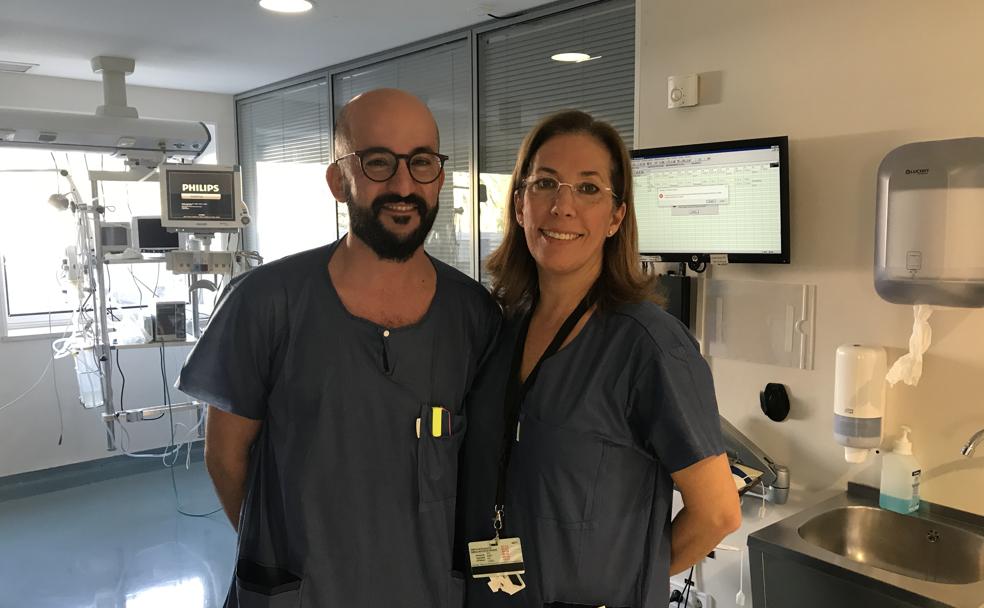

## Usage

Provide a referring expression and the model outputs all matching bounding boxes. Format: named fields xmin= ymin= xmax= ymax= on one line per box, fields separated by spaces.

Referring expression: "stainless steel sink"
xmin=749 ymin=488 xmax=984 ymax=608
xmin=798 ymin=505 xmax=984 ymax=584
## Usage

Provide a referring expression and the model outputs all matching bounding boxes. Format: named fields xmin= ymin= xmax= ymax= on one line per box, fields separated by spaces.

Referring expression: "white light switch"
xmin=667 ymin=74 xmax=699 ymax=109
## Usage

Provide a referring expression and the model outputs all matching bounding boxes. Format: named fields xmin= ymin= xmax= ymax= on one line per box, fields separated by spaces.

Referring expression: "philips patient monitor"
xmin=159 ymin=163 xmax=249 ymax=232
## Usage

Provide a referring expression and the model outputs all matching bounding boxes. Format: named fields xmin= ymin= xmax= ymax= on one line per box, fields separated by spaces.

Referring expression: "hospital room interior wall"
xmin=0 ymin=73 xmax=236 ymax=477
xmin=636 ymin=0 xmax=984 ymax=516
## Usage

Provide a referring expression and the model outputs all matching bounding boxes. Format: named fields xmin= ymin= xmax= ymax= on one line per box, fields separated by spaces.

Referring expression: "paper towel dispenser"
xmin=875 ymin=137 xmax=984 ymax=307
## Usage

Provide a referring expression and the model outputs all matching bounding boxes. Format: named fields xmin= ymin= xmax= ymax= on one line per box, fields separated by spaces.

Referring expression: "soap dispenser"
xmin=879 ymin=426 xmax=921 ymax=514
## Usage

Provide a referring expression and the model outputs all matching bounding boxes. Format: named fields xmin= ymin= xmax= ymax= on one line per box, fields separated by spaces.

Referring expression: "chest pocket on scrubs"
xmin=417 ymin=403 xmax=467 ymax=505
xmin=515 ymin=415 xmax=650 ymax=606
xmin=512 ymin=414 xmax=605 ymax=525
xmin=511 ymin=414 xmax=606 ymax=603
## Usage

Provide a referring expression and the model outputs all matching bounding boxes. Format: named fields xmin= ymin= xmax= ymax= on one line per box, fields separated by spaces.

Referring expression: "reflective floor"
xmin=0 ymin=462 xmax=236 ymax=608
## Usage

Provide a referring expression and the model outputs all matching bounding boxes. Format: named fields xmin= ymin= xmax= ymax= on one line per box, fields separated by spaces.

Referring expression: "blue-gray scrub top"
xmin=457 ymin=301 xmax=723 ymax=608
xmin=177 ymin=240 xmax=500 ymax=608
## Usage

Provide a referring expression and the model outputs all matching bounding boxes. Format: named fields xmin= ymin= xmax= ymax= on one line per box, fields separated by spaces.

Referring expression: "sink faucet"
xmin=961 ymin=428 xmax=984 ymax=457
xmin=720 ymin=416 xmax=790 ymax=504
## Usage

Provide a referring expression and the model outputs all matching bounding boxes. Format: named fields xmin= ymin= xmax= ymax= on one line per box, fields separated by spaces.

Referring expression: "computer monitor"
xmin=131 ymin=216 xmax=180 ymax=252
xmin=631 ymin=136 xmax=790 ymax=264
xmin=99 ymin=223 xmax=131 ymax=254
xmin=159 ymin=163 xmax=248 ymax=232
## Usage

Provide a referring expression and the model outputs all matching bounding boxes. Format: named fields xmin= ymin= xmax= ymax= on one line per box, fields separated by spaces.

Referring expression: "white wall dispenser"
xmin=833 ymin=344 xmax=887 ymax=463
xmin=875 ymin=137 xmax=984 ymax=308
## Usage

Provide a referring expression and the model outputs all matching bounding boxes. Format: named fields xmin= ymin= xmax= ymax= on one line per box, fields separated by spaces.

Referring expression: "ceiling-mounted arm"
xmin=91 ymin=56 xmax=138 ymax=119
xmin=0 ymin=55 xmax=209 ymax=162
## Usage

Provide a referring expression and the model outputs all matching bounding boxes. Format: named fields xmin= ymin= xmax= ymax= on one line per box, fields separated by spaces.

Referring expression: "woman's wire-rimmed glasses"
xmin=520 ymin=175 xmax=620 ymax=205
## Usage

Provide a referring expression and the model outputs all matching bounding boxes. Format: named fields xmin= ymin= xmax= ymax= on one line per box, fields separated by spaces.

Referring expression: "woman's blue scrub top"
xmin=458 ymin=301 xmax=723 ymax=608
xmin=177 ymin=240 xmax=500 ymax=608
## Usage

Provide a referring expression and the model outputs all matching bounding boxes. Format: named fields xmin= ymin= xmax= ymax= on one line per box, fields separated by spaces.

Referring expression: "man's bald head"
xmin=326 ymin=88 xmax=445 ymax=262
xmin=333 ymin=88 xmax=440 ymax=158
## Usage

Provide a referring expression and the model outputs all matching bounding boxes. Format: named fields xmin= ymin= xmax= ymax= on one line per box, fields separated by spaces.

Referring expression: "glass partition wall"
xmin=236 ymin=0 xmax=635 ymax=279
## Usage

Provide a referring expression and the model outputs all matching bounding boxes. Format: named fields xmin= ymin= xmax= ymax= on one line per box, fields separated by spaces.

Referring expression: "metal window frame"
xmin=233 ymin=0 xmax=627 ymax=279
xmin=236 ymin=76 xmax=333 ymax=250
xmin=0 ymin=255 xmax=9 ymax=339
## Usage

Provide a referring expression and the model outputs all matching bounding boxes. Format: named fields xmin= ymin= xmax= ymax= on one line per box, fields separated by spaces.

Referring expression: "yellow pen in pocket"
xmin=431 ymin=406 xmax=453 ymax=438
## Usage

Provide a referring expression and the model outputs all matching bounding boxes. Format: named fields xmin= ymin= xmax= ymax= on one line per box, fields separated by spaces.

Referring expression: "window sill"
xmin=1 ymin=326 xmax=70 ymax=342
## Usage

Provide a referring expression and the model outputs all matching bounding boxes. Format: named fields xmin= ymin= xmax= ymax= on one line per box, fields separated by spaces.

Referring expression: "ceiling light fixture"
xmin=0 ymin=60 xmax=38 ymax=73
xmin=259 ymin=0 xmax=314 ymax=14
xmin=551 ymin=53 xmax=600 ymax=63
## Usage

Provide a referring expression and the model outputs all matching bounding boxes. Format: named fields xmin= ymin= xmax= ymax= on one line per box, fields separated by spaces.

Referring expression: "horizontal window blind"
xmin=237 ymin=79 xmax=335 ymax=262
xmin=234 ymin=1 xmax=636 ymax=279
xmin=332 ymin=39 xmax=473 ymax=276
xmin=477 ymin=0 xmax=635 ymax=277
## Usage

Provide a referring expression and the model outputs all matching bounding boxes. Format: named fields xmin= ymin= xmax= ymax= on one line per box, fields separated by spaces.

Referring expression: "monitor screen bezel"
xmin=158 ymin=163 xmax=244 ymax=232
xmin=130 ymin=215 xmax=180 ymax=252
xmin=631 ymin=135 xmax=790 ymax=264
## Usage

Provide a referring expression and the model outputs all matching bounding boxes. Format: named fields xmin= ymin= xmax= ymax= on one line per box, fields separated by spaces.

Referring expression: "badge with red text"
xmin=468 ymin=537 xmax=525 ymax=578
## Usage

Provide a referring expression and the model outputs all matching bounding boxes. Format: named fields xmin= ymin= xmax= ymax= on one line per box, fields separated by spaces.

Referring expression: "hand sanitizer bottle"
xmin=879 ymin=425 xmax=921 ymax=514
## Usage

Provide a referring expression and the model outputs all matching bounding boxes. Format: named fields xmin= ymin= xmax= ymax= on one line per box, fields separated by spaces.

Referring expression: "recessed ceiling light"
xmin=0 ymin=60 xmax=38 ymax=73
xmin=551 ymin=53 xmax=591 ymax=63
xmin=259 ymin=0 xmax=314 ymax=13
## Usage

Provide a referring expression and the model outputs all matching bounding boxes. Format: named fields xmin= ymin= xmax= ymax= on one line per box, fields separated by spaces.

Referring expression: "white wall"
xmin=638 ymin=0 xmax=984 ymax=605
xmin=0 ymin=73 xmax=235 ymax=477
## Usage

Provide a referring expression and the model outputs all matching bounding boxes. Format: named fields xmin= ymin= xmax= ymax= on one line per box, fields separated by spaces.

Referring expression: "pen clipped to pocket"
xmin=416 ymin=404 xmax=466 ymax=504
xmin=415 ymin=406 xmax=453 ymax=439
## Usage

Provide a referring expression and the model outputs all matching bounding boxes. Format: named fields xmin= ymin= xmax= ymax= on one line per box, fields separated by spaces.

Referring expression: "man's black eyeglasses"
xmin=336 ymin=148 xmax=449 ymax=184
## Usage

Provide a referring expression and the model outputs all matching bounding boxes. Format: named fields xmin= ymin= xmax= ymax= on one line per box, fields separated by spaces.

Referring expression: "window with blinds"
xmin=332 ymin=39 xmax=473 ymax=277
xmin=477 ymin=0 xmax=636 ymax=279
xmin=237 ymin=78 xmax=335 ymax=262
xmin=234 ymin=1 xmax=636 ymax=278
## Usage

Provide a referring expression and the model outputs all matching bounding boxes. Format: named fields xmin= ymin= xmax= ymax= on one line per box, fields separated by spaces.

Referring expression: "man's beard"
xmin=345 ymin=185 xmax=439 ymax=262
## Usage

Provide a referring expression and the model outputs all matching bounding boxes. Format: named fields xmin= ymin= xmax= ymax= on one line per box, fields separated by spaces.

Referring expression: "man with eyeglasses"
xmin=177 ymin=88 xmax=500 ymax=608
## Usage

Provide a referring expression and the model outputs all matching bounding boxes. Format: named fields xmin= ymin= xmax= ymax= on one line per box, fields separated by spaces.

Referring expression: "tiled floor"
xmin=0 ymin=463 xmax=236 ymax=608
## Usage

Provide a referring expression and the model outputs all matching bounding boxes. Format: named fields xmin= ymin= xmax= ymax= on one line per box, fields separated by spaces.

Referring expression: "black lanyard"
xmin=493 ymin=292 xmax=593 ymax=537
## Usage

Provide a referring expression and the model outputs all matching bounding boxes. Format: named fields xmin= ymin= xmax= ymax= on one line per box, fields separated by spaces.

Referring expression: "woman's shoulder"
xmin=606 ymin=300 xmax=699 ymax=354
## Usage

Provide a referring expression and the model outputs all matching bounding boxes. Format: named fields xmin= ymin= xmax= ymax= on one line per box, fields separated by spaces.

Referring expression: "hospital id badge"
xmin=468 ymin=537 xmax=525 ymax=578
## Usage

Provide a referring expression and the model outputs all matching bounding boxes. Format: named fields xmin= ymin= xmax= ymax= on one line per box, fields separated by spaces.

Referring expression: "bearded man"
xmin=178 ymin=88 xmax=499 ymax=608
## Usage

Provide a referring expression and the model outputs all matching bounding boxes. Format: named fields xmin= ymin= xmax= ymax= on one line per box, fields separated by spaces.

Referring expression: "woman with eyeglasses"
xmin=456 ymin=110 xmax=741 ymax=608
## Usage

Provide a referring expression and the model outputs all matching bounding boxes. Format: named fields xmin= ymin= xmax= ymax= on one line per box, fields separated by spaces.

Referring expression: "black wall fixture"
xmin=760 ymin=383 xmax=790 ymax=422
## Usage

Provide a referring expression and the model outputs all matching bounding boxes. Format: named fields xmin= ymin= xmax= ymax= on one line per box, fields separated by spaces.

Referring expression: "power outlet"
xmin=668 ymin=580 xmax=714 ymax=608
